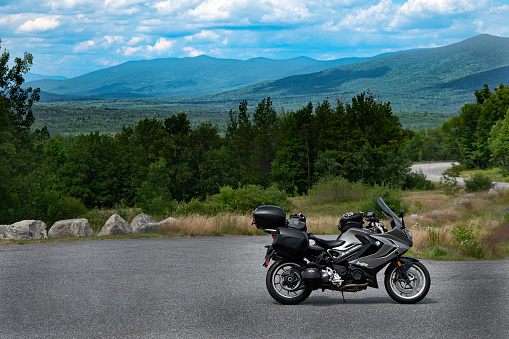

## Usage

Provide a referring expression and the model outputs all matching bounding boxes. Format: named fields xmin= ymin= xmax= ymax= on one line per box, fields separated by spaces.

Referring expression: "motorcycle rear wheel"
xmin=384 ymin=261 xmax=430 ymax=304
xmin=266 ymin=260 xmax=312 ymax=305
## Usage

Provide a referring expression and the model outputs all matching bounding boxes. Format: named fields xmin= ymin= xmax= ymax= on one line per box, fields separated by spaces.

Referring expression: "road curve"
xmin=1 ymin=238 xmax=508 ymax=338
xmin=411 ymin=161 xmax=509 ymax=189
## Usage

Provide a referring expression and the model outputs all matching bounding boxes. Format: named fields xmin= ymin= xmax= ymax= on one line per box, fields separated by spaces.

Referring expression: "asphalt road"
xmin=1 ymin=237 xmax=508 ymax=338
xmin=411 ymin=162 xmax=509 ymax=189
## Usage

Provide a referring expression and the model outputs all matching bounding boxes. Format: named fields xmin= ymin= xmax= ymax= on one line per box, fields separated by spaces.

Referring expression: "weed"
xmin=451 ymin=224 xmax=484 ymax=259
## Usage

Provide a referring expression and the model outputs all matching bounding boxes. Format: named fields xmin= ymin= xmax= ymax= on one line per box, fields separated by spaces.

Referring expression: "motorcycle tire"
xmin=384 ymin=261 xmax=431 ymax=304
xmin=266 ymin=260 xmax=312 ymax=305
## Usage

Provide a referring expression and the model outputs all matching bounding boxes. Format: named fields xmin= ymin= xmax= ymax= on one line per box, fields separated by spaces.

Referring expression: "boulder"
xmin=48 ymin=218 xmax=94 ymax=237
xmin=131 ymin=213 xmax=159 ymax=234
xmin=0 ymin=220 xmax=47 ymax=240
xmin=488 ymin=188 xmax=498 ymax=196
xmin=98 ymin=214 xmax=132 ymax=236
xmin=158 ymin=217 xmax=177 ymax=227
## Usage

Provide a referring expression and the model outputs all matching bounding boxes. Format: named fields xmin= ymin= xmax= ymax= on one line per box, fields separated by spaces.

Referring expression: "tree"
xmin=0 ymin=40 xmax=42 ymax=223
xmin=489 ymin=108 xmax=509 ymax=174
xmin=253 ymin=97 xmax=279 ymax=178
xmin=0 ymin=39 xmax=40 ymax=131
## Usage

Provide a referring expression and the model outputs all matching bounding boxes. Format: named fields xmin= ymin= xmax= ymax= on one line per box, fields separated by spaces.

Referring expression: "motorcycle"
xmin=252 ymin=197 xmax=430 ymax=304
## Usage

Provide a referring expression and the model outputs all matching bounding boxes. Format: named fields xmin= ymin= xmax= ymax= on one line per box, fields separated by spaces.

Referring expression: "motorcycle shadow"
xmin=295 ymin=295 xmax=438 ymax=306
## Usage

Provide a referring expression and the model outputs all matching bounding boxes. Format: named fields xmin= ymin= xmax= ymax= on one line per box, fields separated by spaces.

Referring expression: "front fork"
xmin=393 ymin=256 xmax=420 ymax=283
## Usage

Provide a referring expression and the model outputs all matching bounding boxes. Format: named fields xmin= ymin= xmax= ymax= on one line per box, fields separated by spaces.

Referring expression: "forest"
xmin=2 ymin=45 xmax=509 ymax=226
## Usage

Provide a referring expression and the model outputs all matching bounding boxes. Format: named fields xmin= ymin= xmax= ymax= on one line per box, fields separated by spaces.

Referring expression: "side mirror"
xmin=399 ymin=210 xmax=405 ymax=218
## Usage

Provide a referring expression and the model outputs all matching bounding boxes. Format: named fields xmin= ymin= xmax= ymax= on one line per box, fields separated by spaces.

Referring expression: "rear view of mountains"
xmin=27 ymin=34 xmax=509 ymax=113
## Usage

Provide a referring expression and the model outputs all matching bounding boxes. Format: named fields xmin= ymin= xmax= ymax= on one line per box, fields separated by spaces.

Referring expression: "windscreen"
xmin=376 ymin=197 xmax=402 ymax=228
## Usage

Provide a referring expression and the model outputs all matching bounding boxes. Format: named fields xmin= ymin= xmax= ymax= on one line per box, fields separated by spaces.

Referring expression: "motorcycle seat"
xmin=311 ymin=236 xmax=345 ymax=249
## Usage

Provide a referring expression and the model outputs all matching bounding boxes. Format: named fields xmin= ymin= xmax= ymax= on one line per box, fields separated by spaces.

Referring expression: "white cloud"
xmin=127 ymin=35 xmax=147 ymax=45
xmin=17 ymin=16 xmax=61 ymax=33
xmin=188 ymin=0 xmax=249 ymax=21
xmin=147 ymin=37 xmax=175 ymax=54
xmin=183 ymin=46 xmax=205 ymax=57
xmin=185 ymin=30 xmax=221 ymax=42
xmin=103 ymin=35 xmax=124 ymax=46
xmin=153 ymin=0 xmax=201 ymax=15
xmin=73 ymin=39 xmax=95 ymax=53
xmin=260 ymin=0 xmax=314 ymax=23
xmin=122 ymin=46 xmax=142 ymax=56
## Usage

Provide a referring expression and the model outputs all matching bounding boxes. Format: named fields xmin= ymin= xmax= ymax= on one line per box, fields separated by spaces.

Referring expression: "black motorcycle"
xmin=253 ymin=197 xmax=430 ymax=304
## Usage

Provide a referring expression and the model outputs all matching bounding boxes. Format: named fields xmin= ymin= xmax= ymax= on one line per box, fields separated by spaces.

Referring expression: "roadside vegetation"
xmin=1 ymin=42 xmax=509 ymax=260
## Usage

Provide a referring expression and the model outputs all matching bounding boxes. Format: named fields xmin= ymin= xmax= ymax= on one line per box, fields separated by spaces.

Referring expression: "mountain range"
xmin=27 ymin=54 xmax=388 ymax=99
xmin=27 ymin=34 xmax=509 ymax=114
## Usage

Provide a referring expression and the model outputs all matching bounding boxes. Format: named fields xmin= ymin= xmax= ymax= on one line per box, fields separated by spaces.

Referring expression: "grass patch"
xmin=460 ymin=167 xmax=508 ymax=183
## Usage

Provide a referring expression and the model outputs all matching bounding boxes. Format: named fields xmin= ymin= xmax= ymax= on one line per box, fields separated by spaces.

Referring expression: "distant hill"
xmin=25 ymin=73 xmax=68 ymax=82
xmin=203 ymin=34 xmax=509 ymax=113
xmin=26 ymin=55 xmax=387 ymax=100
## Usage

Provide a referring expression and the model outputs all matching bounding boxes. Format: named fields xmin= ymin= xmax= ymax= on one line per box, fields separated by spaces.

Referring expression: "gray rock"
xmin=0 ymin=225 xmax=9 ymax=239
xmin=488 ymin=188 xmax=498 ymax=195
xmin=131 ymin=213 xmax=159 ymax=234
xmin=48 ymin=218 xmax=94 ymax=237
xmin=0 ymin=220 xmax=47 ymax=240
xmin=98 ymin=214 xmax=132 ymax=236
xmin=158 ymin=217 xmax=177 ymax=227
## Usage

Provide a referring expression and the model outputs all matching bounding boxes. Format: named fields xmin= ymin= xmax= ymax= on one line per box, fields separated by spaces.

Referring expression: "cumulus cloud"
xmin=122 ymin=46 xmax=142 ymax=56
xmin=185 ymin=30 xmax=221 ymax=42
xmin=17 ymin=16 xmax=61 ymax=33
xmin=73 ymin=39 xmax=95 ymax=53
xmin=147 ymin=37 xmax=175 ymax=54
xmin=183 ymin=46 xmax=205 ymax=57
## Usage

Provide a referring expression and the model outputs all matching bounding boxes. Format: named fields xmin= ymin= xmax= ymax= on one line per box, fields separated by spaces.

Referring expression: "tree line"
xmin=4 ymin=43 xmax=448 ymax=225
xmin=1 ymin=45 xmax=416 ymax=225
xmin=405 ymin=83 xmax=509 ymax=175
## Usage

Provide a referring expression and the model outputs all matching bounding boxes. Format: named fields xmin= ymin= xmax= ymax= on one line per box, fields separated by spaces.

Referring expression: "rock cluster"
xmin=0 ymin=220 xmax=48 ymax=240
xmin=1 ymin=213 xmax=176 ymax=240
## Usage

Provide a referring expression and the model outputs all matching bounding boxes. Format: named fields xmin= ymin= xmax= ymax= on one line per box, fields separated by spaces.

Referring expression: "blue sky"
xmin=1 ymin=0 xmax=508 ymax=78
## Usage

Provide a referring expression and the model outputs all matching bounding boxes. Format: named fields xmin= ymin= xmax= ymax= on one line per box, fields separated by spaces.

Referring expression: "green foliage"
xmin=307 ymin=176 xmax=368 ymax=205
xmin=403 ymin=171 xmax=435 ymax=190
xmin=175 ymin=185 xmax=293 ymax=215
xmin=215 ymin=184 xmax=293 ymax=213
xmin=464 ymin=173 xmax=495 ymax=192
xmin=451 ymin=224 xmax=484 ymax=259
xmin=440 ymin=163 xmax=464 ymax=196
xmin=488 ymin=109 xmax=509 ymax=174
xmin=359 ymin=185 xmax=409 ymax=217
xmin=136 ymin=158 xmax=177 ymax=216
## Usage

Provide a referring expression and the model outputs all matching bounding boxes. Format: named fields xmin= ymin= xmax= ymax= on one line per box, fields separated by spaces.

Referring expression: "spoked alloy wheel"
xmin=384 ymin=261 xmax=430 ymax=304
xmin=266 ymin=260 xmax=311 ymax=305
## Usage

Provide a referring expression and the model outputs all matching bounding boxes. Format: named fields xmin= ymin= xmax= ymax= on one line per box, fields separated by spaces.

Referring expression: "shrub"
xmin=359 ymin=185 xmax=409 ymax=217
xmin=175 ymin=185 xmax=293 ymax=215
xmin=440 ymin=164 xmax=464 ymax=196
xmin=307 ymin=176 xmax=368 ymax=204
xmin=215 ymin=184 xmax=293 ymax=212
xmin=451 ymin=224 xmax=484 ymax=259
xmin=464 ymin=173 xmax=495 ymax=192
xmin=403 ymin=171 xmax=434 ymax=190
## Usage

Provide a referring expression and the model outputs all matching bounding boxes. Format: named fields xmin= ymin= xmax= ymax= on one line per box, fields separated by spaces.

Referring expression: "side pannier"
xmin=272 ymin=227 xmax=308 ymax=258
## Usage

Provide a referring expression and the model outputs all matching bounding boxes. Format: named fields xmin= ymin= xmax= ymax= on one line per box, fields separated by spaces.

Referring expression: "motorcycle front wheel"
xmin=266 ymin=260 xmax=312 ymax=305
xmin=384 ymin=261 xmax=430 ymax=304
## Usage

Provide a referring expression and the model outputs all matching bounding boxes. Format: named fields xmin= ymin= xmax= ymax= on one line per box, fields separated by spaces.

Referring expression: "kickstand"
xmin=341 ymin=291 xmax=346 ymax=303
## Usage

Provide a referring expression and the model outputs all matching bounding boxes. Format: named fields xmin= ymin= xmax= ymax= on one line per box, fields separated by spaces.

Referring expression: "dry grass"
xmin=158 ymin=214 xmax=264 ymax=236
xmin=403 ymin=189 xmax=509 ymax=259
